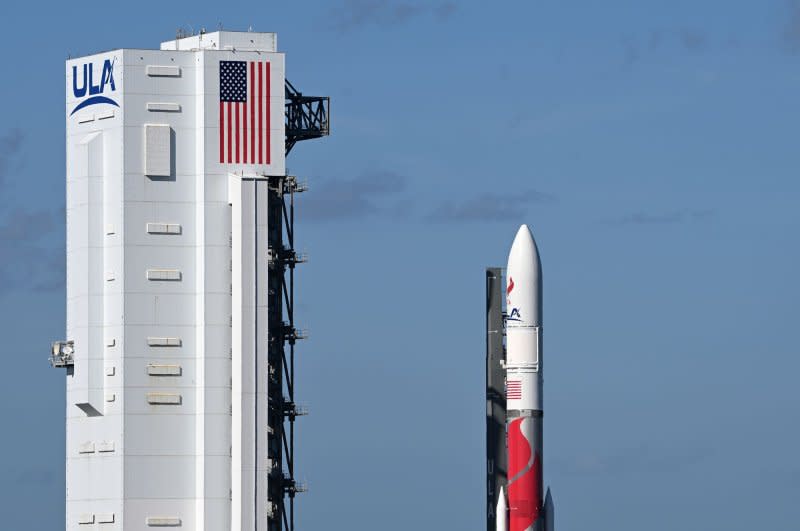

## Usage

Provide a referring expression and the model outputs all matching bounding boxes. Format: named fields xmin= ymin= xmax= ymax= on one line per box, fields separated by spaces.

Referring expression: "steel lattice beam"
xmin=285 ymin=79 xmax=330 ymax=155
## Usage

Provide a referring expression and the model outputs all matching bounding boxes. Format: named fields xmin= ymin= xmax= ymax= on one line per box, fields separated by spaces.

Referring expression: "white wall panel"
xmin=125 ymin=358 xmax=193 ymax=388
xmin=146 ymin=65 xmax=182 ymax=77
xmin=124 ymin=414 xmax=205 ymax=456
xmin=124 ymin=456 xmax=196 ymax=498
xmin=124 ymin=174 xmax=197 ymax=203
xmin=67 ymin=32 xmax=287 ymax=531
xmin=144 ymin=124 xmax=172 ymax=177
xmin=120 ymin=325 xmax=196 ymax=358
xmin=161 ymin=31 xmax=277 ymax=52
xmin=124 ymin=246 xmax=193 ymax=293
xmin=122 ymin=50 xmax=197 ymax=93
xmin=66 ymin=454 xmax=124 ymax=500
xmin=199 ymin=325 xmax=232 ymax=357
xmin=229 ymin=176 xmax=271 ymax=531
xmin=125 ymin=94 xmax=195 ymax=115
xmin=123 ymin=202 xmax=194 ymax=246
xmin=124 ymin=125 xmax=198 ymax=178
xmin=125 ymin=500 xmax=192 ymax=529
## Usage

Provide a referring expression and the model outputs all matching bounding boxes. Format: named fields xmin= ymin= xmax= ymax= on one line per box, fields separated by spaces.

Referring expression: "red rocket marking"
xmin=508 ymin=419 xmax=542 ymax=531
xmin=507 ymin=277 xmax=515 ymax=295
xmin=507 ymin=419 xmax=530 ymax=479
xmin=509 ymin=452 xmax=541 ymax=531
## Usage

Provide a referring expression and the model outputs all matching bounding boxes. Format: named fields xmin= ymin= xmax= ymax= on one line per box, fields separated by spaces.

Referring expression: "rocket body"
xmin=504 ymin=225 xmax=544 ymax=531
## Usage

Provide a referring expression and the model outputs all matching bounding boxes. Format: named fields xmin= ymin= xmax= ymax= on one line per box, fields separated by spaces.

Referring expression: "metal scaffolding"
xmin=486 ymin=268 xmax=507 ymax=531
xmin=266 ymin=79 xmax=328 ymax=531
xmin=285 ymin=79 xmax=330 ymax=155
xmin=267 ymin=175 xmax=308 ymax=531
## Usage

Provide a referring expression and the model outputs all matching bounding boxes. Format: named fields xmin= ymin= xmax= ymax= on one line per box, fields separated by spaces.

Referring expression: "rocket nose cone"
xmin=506 ymin=223 xmax=543 ymax=324
xmin=509 ymin=224 xmax=540 ymax=266
xmin=515 ymin=224 xmax=533 ymax=245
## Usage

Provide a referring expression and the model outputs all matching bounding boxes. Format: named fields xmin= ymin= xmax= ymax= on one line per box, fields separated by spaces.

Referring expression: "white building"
xmin=56 ymin=30 xmax=320 ymax=530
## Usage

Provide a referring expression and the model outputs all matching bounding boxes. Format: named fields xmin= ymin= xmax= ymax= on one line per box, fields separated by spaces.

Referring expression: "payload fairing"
xmin=490 ymin=225 xmax=554 ymax=531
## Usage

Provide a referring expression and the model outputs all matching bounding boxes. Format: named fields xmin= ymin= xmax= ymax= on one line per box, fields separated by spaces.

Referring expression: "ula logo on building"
xmin=70 ymin=59 xmax=119 ymax=116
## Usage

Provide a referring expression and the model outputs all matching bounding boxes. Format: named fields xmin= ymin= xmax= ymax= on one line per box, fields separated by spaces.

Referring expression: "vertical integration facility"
xmin=52 ymin=30 xmax=329 ymax=531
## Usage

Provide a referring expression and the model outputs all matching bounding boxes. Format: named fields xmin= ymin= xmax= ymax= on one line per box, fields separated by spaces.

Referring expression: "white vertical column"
xmin=194 ymin=53 xmax=207 ymax=531
xmin=254 ymin=178 xmax=270 ymax=531
xmin=69 ymin=131 xmax=106 ymax=416
xmin=229 ymin=175 xmax=270 ymax=531
xmin=230 ymin=175 xmax=246 ymax=531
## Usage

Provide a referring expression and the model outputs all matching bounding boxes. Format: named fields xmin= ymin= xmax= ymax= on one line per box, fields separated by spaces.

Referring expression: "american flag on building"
xmin=506 ymin=380 xmax=522 ymax=400
xmin=219 ymin=60 xmax=271 ymax=165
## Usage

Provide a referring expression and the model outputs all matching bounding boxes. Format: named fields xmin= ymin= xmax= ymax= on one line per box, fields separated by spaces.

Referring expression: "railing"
xmin=49 ymin=340 xmax=75 ymax=368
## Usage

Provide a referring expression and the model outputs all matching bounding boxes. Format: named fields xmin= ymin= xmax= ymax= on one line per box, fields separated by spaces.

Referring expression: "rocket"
xmin=495 ymin=224 xmax=554 ymax=531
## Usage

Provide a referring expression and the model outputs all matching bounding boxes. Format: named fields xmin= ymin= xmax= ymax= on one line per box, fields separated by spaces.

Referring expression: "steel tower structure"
xmin=266 ymin=71 xmax=330 ymax=531
xmin=486 ymin=267 xmax=507 ymax=531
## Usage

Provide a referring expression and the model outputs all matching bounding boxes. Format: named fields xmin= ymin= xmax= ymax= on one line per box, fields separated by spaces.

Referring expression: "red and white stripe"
xmin=506 ymin=380 xmax=523 ymax=400
xmin=219 ymin=61 xmax=271 ymax=165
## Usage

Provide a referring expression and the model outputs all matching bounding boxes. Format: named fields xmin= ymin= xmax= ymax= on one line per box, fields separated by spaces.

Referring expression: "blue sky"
xmin=2 ymin=1 xmax=800 ymax=529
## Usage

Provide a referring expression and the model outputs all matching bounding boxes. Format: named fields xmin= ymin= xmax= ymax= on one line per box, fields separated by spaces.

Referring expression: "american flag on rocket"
xmin=506 ymin=380 xmax=522 ymax=400
xmin=219 ymin=60 xmax=271 ymax=165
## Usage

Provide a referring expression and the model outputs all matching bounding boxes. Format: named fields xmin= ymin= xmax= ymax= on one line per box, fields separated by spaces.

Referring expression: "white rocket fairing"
xmin=496 ymin=224 xmax=552 ymax=531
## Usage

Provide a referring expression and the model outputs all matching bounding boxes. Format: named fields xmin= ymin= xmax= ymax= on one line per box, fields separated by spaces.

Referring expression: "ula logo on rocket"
xmin=506 ymin=276 xmax=522 ymax=321
xmin=70 ymin=58 xmax=119 ymax=116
